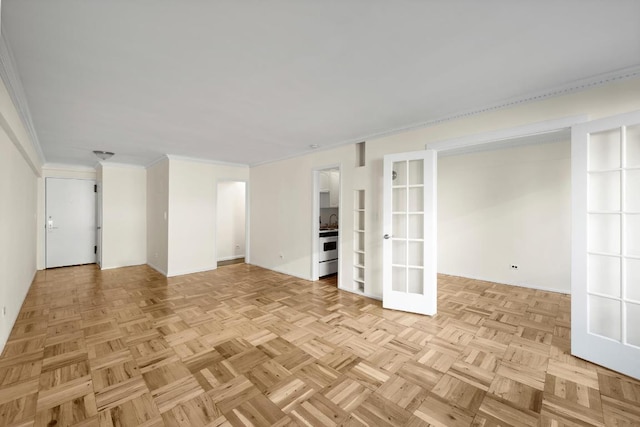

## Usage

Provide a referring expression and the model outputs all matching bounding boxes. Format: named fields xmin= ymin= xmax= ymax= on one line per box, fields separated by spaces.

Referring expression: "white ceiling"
xmin=2 ymin=1 xmax=640 ymax=167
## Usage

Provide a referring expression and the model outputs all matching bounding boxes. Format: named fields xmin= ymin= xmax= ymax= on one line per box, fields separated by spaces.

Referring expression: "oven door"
xmin=319 ymin=237 xmax=338 ymax=262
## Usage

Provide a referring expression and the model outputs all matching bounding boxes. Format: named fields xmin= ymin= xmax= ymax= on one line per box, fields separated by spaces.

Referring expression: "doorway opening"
xmin=313 ymin=166 xmax=341 ymax=284
xmin=437 ymin=129 xmax=572 ymax=293
xmin=381 ymin=115 xmax=586 ymax=316
xmin=216 ymin=181 xmax=247 ymax=267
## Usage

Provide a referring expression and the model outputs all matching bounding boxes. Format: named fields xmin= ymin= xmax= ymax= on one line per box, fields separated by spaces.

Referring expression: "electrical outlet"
xmin=511 ymin=265 xmax=519 ymax=270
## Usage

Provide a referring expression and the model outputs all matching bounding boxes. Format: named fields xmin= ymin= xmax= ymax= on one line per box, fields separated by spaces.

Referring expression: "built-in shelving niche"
xmin=354 ymin=190 xmax=365 ymax=293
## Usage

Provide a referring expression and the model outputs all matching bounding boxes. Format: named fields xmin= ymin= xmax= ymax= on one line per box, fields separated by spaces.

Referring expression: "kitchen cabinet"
xmin=319 ymin=170 xmax=339 ymax=208
xmin=319 ymin=171 xmax=330 ymax=192
xmin=329 ymin=171 xmax=339 ymax=207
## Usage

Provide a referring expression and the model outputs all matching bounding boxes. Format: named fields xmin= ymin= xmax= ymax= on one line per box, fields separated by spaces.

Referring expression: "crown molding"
xmin=252 ymin=65 xmax=640 ymax=167
xmin=165 ymin=154 xmax=249 ymax=168
xmin=363 ymin=65 xmax=640 ymax=142
xmin=145 ymin=155 xmax=170 ymax=169
xmin=97 ymin=161 xmax=146 ymax=170
xmin=0 ymin=26 xmax=46 ymax=166
xmin=42 ymin=163 xmax=97 ymax=173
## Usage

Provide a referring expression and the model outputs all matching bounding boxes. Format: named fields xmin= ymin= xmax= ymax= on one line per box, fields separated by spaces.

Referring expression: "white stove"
xmin=319 ymin=230 xmax=338 ymax=276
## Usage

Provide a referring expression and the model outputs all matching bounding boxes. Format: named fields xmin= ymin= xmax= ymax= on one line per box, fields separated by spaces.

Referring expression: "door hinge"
xmin=94 ymin=245 xmax=97 ymax=254
xmin=94 ymin=185 xmax=97 ymax=193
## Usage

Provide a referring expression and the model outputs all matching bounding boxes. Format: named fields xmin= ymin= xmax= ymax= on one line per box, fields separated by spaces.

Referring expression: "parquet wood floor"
xmin=1 ymin=264 xmax=639 ymax=426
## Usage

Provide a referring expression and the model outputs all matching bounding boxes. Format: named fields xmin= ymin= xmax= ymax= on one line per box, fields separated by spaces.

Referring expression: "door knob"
xmin=383 ymin=234 xmax=391 ymax=239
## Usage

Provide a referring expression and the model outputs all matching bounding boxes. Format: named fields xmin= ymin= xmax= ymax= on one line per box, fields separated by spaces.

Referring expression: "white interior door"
xmin=383 ymin=150 xmax=437 ymax=315
xmin=572 ymin=110 xmax=640 ymax=380
xmin=46 ymin=178 xmax=97 ymax=268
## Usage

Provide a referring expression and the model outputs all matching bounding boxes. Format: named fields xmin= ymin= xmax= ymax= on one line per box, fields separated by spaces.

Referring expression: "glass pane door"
xmin=383 ymin=150 xmax=436 ymax=316
xmin=573 ymin=110 xmax=640 ymax=380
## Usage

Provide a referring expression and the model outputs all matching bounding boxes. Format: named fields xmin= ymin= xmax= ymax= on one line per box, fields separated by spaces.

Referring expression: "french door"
xmin=382 ymin=150 xmax=437 ymax=315
xmin=572 ymin=110 xmax=640 ymax=379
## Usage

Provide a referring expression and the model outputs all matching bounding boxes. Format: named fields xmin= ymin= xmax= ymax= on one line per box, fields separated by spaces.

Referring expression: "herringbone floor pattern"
xmin=1 ymin=263 xmax=639 ymax=426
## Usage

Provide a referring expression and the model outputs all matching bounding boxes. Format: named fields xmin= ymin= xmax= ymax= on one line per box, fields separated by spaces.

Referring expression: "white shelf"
xmin=588 ymin=251 xmax=640 ymax=260
xmin=589 ymin=166 xmax=640 ymax=173
xmin=392 ymin=184 xmax=424 ymax=189
xmin=391 ymin=264 xmax=425 ymax=270
xmin=354 ymin=189 xmax=366 ymax=295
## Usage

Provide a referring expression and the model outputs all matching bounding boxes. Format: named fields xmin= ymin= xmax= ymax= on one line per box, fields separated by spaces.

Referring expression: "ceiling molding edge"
xmin=97 ymin=161 xmax=146 ymax=170
xmin=145 ymin=155 xmax=170 ymax=169
xmin=360 ymin=65 xmax=640 ymax=142
xmin=165 ymin=154 xmax=249 ymax=168
xmin=0 ymin=25 xmax=46 ymax=168
xmin=251 ymin=65 xmax=640 ymax=168
xmin=42 ymin=163 xmax=97 ymax=172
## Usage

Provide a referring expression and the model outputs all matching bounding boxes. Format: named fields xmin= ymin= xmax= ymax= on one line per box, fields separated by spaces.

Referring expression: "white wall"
xmin=249 ymin=77 xmax=640 ymax=297
xmin=0 ymin=79 xmax=39 ymax=354
xmin=147 ymin=158 xmax=169 ymax=275
xmin=167 ymin=158 xmax=249 ymax=277
xmin=100 ymin=164 xmax=147 ymax=269
xmin=216 ymin=181 xmax=246 ymax=261
xmin=438 ymin=140 xmax=571 ymax=292
xmin=250 ymin=146 xmax=354 ymax=281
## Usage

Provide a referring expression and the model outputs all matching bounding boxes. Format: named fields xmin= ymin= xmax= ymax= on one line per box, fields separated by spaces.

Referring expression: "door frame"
xmin=311 ymin=164 xmax=341 ymax=285
xmin=405 ymin=115 xmax=588 ymax=313
xmin=215 ymin=179 xmax=250 ymax=265
xmin=45 ymin=177 xmax=97 ymax=268
xmin=426 ymin=115 xmax=588 ymax=153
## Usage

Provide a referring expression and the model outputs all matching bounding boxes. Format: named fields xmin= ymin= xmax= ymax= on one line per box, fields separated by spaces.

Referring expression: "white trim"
xmin=0 ymin=111 xmax=40 ymax=175
xmin=427 ymin=115 xmax=588 ymax=152
xmin=166 ymin=264 xmax=218 ymax=278
xmin=145 ymin=155 xmax=170 ymax=169
xmin=252 ymin=67 xmax=640 ymax=168
xmin=43 ymin=163 xmax=97 ymax=173
xmin=438 ymin=271 xmax=570 ymax=295
xmin=249 ymin=261 xmax=311 ymax=281
xmin=217 ymin=255 xmax=245 ymax=262
xmin=146 ymin=262 xmax=168 ymax=276
xmin=252 ymin=140 xmax=357 ymax=167
xmin=0 ymin=26 xmax=46 ymax=168
xmin=97 ymin=161 xmax=146 ymax=170
xmin=166 ymin=154 xmax=249 ymax=168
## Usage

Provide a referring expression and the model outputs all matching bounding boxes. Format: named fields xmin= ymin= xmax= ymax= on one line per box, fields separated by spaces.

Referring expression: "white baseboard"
xmin=167 ymin=264 xmax=218 ymax=278
xmin=248 ymin=261 xmax=311 ymax=281
xmin=100 ymin=262 xmax=147 ymax=271
xmin=437 ymin=271 xmax=570 ymax=295
xmin=0 ymin=269 xmax=36 ymax=357
xmin=147 ymin=262 xmax=168 ymax=276
xmin=217 ymin=255 xmax=245 ymax=262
